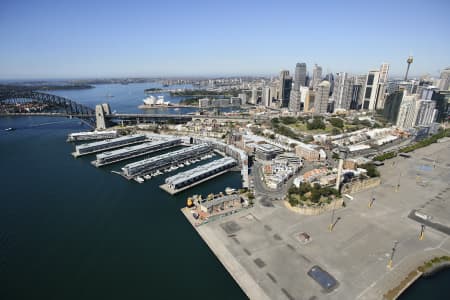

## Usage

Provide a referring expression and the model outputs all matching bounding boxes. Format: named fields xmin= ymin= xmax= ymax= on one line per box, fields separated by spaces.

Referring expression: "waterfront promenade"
xmin=183 ymin=140 xmax=450 ymax=299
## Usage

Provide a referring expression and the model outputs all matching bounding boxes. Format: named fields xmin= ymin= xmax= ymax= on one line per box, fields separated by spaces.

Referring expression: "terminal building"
xmin=92 ymin=137 xmax=181 ymax=167
xmin=67 ymin=130 xmax=117 ymax=142
xmin=121 ymin=143 xmax=211 ymax=179
xmin=73 ymin=134 xmax=147 ymax=157
xmin=164 ymin=157 xmax=236 ymax=191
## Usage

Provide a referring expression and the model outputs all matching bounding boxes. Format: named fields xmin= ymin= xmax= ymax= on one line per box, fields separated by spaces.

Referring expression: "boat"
xmin=144 ymin=174 xmax=152 ymax=180
xmin=178 ymin=163 xmax=185 ymax=168
xmin=135 ymin=177 xmax=145 ymax=183
xmin=4 ymin=127 xmax=14 ymax=131
xmin=225 ymin=187 xmax=236 ymax=195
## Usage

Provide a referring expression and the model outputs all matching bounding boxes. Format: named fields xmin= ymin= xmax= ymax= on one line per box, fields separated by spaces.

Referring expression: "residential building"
xmin=396 ymin=93 xmax=418 ymax=129
xmin=383 ymin=90 xmax=404 ymax=124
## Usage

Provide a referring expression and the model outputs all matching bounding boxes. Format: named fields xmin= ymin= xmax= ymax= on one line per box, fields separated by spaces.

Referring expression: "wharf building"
xmin=191 ymin=137 xmax=249 ymax=188
xmin=92 ymin=137 xmax=181 ymax=167
xmin=164 ymin=157 xmax=237 ymax=192
xmin=199 ymin=194 xmax=241 ymax=215
xmin=67 ymin=130 xmax=117 ymax=142
xmin=73 ymin=134 xmax=146 ymax=157
xmin=121 ymin=143 xmax=211 ymax=179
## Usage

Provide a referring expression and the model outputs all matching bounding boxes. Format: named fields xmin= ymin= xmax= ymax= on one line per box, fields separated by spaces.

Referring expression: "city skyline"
xmin=1 ymin=0 xmax=450 ymax=79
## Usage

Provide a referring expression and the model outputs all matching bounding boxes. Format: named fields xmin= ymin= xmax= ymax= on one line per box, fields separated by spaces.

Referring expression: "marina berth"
xmin=67 ymin=130 xmax=118 ymax=142
xmin=120 ymin=143 xmax=211 ymax=179
xmin=72 ymin=134 xmax=146 ymax=157
xmin=92 ymin=137 xmax=181 ymax=167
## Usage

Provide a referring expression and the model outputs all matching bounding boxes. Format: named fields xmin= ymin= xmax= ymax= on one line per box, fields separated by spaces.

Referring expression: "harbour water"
xmin=0 ymin=82 xmax=246 ymax=299
xmin=1 ymin=83 xmax=446 ymax=299
xmin=398 ymin=268 xmax=450 ymax=300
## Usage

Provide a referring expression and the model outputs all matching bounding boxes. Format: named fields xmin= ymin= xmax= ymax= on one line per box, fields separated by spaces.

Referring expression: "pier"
xmin=119 ymin=143 xmax=211 ymax=179
xmin=91 ymin=137 xmax=182 ymax=167
xmin=160 ymin=157 xmax=236 ymax=194
xmin=72 ymin=134 xmax=147 ymax=157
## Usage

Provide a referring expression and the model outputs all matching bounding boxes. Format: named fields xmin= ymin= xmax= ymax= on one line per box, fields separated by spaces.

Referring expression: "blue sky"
xmin=0 ymin=0 xmax=449 ymax=79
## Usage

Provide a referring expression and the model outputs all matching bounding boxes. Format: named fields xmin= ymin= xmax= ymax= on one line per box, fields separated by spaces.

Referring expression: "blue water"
xmin=399 ymin=268 xmax=450 ymax=300
xmin=46 ymin=82 xmax=198 ymax=115
xmin=0 ymin=83 xmax=246 ymax=299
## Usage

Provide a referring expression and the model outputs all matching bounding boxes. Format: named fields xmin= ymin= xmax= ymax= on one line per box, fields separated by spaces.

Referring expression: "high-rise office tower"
xmin=324 ymin=73 xmax=334 ymax=96
xmin=293 ymin=63 xmax=307 ymax=90
xmin=310 ymin=64 xmax=322 ymax=89
xmin=362 ymin=70 xmax=380 ymax=110
xmin=350 ymin=75 xmax=366 ymax=110
xmin=279 ymin=70 xmax=292 ymax=108
xmin=383 ymin=91 xmax=404 ymax=124
xmin=438 ymin=67 xmax=450 ymax=91
xmin=289 ymin=63 xmax=307 ymax=112
xmin=314 ymin=81 xmax=330 ymax=114
xmin=362 ymin=63 xmax=390 ymax=110
xmin=262 ymin=86 xmax=271 ymax=107
xmin=376 ymin=63 xmax=390 ymax=109
xmin=250 ymin=87 xmax=258 ymax=104
xmin=333 ymin=72 xmax=353 ymax=110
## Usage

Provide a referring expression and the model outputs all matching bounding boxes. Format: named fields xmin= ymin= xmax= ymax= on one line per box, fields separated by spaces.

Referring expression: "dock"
xmin=66 ymin=130 xmax=118 ymax=142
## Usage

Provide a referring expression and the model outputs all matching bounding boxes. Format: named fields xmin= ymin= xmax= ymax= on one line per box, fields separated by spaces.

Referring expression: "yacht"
xmin=135 ymin=177 xmax=145 ymax=183
xmin=144 ymin=174 xmax=152 ymax=180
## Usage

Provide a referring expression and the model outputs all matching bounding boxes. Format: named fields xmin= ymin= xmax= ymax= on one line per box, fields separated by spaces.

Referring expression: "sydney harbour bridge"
xmin=0 ymin=86 xmax=267 ymax=129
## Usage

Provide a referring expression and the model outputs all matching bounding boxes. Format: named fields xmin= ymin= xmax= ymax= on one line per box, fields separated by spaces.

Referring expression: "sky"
xmin=0 ymin=0 xmax=449 ymax=79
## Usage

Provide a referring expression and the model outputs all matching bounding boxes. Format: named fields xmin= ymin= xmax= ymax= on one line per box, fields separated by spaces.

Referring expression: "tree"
xmin=307 ymin=117 xmax=326 ymax=130
xmin=329 ymin=117 xmax=344 ymax=129
xmin=331 ymin=127 xmax=341 ymax=135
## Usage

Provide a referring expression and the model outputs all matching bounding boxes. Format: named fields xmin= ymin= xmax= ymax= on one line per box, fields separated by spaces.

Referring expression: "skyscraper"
xmin=362 ymin=63 xmax=390 ymax=110
xmin=350 ymin=75 xmax=366 ymax=110
xmin=438 ymin=67 xmax=450 ymax=91
xmin=279 ymin=70 xmax=292 ymax=108
xmin=293 ymin=63 xmax=307 ymax=90
xmin=310 ymin=64 xmax=322 ymax=89
xmin=314 ymin=81 xmax=330 ymax=114
xmin=332 ymin=72 xmax=353 ymax=110
xmin=383 ymin=91 xmax=404 ymax=124
xmin=289 ymin=63 xmax=307 ymax=112
xmin=376 ymin=63 xmax=390 ymax=109
xmin=362 ymin=70 xmax=380 ymax=110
